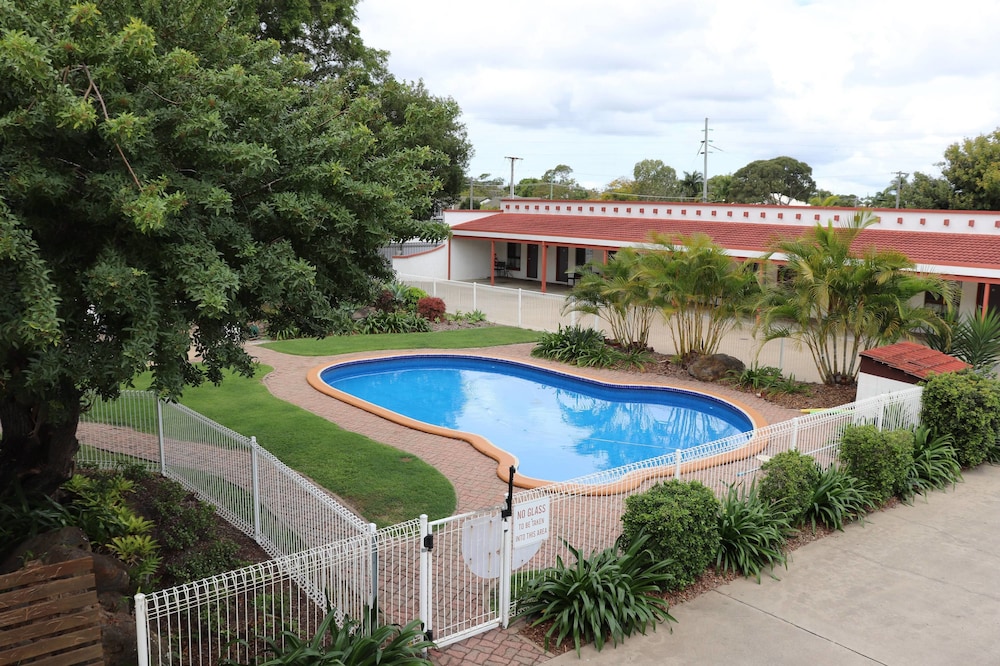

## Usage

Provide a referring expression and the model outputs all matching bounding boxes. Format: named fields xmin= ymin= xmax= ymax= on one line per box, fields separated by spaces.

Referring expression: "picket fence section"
xmin=75 ymin=383 xmax=923 ymax=663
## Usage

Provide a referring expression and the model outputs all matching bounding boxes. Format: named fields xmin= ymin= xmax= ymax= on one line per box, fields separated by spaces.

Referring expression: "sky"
xmin=355 ymin=0 xmax=1000 ymax=199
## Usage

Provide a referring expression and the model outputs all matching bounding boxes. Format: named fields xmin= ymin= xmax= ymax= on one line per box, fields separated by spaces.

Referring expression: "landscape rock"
xmin=687 ymin=353 xmax=745 ymax=382
xmin=0 ymin=526 xmax=91 ymax=574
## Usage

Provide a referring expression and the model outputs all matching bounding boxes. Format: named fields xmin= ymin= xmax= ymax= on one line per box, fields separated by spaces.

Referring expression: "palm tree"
xmin=758 ymin=212 xmax=954 ymax=385
xmin=638 ymin=233 xmax=760 ymax=358
xmin=563 ymin=249 xmax=660 ymax=350
xmin=680 ymin=171 xmax=704 ymax=200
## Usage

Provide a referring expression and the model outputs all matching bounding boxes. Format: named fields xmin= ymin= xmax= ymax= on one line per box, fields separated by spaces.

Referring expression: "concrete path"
xmin=548 ymin=464 xmax=1000 ymax=665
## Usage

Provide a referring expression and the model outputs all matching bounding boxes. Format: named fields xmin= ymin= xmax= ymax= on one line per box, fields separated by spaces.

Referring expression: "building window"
xmin=506 ymin=243 xmax=522 ymax=271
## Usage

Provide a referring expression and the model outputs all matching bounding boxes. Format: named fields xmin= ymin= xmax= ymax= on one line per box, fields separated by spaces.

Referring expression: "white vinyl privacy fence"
xmin=75 ymin=385 xmax=923 ymax=663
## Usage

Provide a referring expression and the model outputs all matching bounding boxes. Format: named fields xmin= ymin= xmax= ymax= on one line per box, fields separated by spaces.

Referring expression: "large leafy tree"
xmin=638 ymin=234 xmax=761 ymax=357
xmin=758 ymin=213 xmax=953 ymax=385
xmin=257 ymin=0 xmax=382 ymax=81
xmin=941 ymin=129 xmax=1000 ymax=210
xmin=0 ymin=0 xmax=452 ymax=495
xmin=632 ymin=159 xmax=680 ymax=199
xmin=729 ymin=156 xmax=816 ymax=205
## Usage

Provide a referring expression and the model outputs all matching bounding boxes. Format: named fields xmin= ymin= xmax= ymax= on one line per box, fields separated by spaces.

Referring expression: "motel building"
xmin=394 ymin=198 xmax=1000 ymax=319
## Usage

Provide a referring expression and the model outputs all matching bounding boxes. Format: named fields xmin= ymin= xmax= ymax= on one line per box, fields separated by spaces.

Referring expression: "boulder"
xmin=0 ymin=526 xmax=91 ymax=574
xmin=687 ymin=353 xmax=745 ymax=382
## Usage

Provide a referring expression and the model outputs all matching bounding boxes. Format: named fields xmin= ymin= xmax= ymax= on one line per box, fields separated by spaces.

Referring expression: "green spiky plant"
xmin=516 ymin=533 xmax=676 ymax=655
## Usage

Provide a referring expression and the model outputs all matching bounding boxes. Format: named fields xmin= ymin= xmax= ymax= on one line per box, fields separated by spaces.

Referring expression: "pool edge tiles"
xmin=306 ymin=352 xmax=769 ymax=494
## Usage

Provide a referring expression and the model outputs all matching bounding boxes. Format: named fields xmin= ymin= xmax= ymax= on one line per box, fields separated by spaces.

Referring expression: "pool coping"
xmin=306 ymin=351 xmax=770 ymax=495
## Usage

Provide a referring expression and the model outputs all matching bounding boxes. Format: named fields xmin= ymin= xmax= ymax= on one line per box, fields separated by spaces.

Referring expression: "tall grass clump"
xmin=516 ymin=534 xmax=675 ymax=655
xmin=716 ymin=482 xmax=792 ymax=581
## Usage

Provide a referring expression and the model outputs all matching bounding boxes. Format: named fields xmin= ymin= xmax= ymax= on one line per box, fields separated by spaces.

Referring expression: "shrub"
xmin=532 ymin=325 xmax=610 ymax=366
xmin=907 ymin=425 xmax=962 ymax=496
xmin=225 ymin=607 xmax=433 ymax=665
xmin=165 ymin=541 xmax=247 ymax=585
xmin=0 ymin=483 xmax=70 ymax=560
xmin=839 ymin=425 xmax=914 ymax=505
xmin=416 ymin=296 xmax=446 ymax=321
xmin=730 ymin=364 xmax=782 ymax=391
xmin=716 ymin=482 xmax=792 ymax=581
xmin=758 ymin=451 xmax=820 ymax=523
xmin=920 ymin=370 xmax=1000 ymax=468
xmin=803 ymin=464 xmax=869 ymax=532
xmin=356 ymin=310 xmax=430 ymax=334
xmin=620 ymin=480 xmax=720 ymax=590
xmin=516 ymin=533 xmax=675 ymax=655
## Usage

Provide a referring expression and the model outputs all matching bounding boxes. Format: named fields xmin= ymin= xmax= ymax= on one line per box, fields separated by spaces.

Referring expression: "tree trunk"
xmin=0 ymin=394 xmax=82 ymax=497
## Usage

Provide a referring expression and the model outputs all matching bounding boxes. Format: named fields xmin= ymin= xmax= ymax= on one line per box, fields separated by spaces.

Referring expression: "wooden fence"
xmin=0 ymin=557 xmax=103 ymax=665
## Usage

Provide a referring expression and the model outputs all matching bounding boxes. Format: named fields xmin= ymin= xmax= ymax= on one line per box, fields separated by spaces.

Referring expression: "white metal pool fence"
xmin=399 ymin=273 xmax=826 ymax=384
xmin=77 ymin=391 xmax=371 ymax=559
xmin=74 ymin=385 xmax=923 ymax=663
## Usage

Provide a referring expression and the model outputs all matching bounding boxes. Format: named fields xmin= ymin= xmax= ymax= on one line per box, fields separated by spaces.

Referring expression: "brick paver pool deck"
xmin=248 ymin=342 xmax=803 ymax=665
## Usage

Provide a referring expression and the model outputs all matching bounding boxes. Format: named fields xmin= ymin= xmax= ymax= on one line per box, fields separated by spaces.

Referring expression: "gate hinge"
xmin=423 ymin=534 xmax=433 ymax=550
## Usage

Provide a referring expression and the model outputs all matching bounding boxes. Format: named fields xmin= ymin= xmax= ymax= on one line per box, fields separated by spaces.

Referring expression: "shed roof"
xmin=859 ymin=342 xmax=970 ymax=379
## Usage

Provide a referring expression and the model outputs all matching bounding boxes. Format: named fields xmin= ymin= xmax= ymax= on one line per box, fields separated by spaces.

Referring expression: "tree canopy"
xmin=0 ymin=0 xmax=462 ymax=494
xmin=728 ymin=156 xmax=816 ymax=205
xmin=941 ymin=129 xmax=1000 ymax=210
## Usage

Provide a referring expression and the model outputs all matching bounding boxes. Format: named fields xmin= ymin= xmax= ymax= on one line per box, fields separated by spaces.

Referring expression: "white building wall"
xmin=856 ymin=373 xmax=915 ymax=402
xmin=496 ymin=199 xmax=1000 ymax=236
xmin=449 ymin=237 xmax=492 ymax=281
xmin=391 ymin=245 xmax=449 ymax=279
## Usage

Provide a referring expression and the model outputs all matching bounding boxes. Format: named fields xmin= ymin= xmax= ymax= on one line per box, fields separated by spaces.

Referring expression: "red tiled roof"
xmin=451 ymin=214 xmax=1000 ymax=270
xmin=860 ymin=342 xmax=970 ymax=379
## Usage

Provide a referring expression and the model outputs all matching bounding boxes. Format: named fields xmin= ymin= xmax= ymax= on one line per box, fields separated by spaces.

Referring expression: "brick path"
xmin=248 ymin=342 xmax=802 ymax=665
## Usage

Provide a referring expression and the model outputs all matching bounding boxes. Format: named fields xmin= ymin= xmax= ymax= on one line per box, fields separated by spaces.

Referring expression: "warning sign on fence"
xmin=512 ymin=497 xmax=550 ymax=548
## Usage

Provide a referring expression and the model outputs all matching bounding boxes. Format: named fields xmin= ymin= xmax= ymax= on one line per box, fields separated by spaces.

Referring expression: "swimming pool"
xmin=309 ymin=354 xmax=759 ymax=486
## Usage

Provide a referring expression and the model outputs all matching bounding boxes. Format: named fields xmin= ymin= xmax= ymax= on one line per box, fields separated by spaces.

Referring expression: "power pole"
xmin=698 ymin=118 xmax=719 ymax=202
xmin=505 ymin=156 xmax=522 ymax=198
xmin=893 ymin=171 xmax=908 ymax=209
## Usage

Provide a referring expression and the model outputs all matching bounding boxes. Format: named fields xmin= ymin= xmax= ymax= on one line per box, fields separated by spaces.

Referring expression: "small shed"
xmin=856 ymin=341 xmax=970 ymax=401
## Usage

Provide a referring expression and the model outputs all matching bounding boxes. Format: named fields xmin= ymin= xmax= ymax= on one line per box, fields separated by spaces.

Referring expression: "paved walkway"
xmin=548 ymin=463 xmax=1000 ymax=665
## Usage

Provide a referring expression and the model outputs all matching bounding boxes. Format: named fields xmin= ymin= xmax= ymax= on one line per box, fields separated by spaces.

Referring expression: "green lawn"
xmin=261 ymin=326 xmax=541 ymax=356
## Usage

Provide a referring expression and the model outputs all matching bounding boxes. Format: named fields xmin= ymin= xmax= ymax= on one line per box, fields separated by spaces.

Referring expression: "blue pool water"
xmin=319 ymin=356 xmax=753 ymax=482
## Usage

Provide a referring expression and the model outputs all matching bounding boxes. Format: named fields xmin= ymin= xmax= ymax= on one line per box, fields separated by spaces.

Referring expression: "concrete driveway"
xmin=547 ymin=464 xmax=1000 ymax=665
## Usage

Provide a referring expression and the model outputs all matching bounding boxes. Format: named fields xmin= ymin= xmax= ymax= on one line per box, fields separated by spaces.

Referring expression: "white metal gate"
xmin=421 ymin=505 xmax=510 ymax=647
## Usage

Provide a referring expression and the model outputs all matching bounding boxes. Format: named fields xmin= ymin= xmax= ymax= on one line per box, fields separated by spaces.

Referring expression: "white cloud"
xmin=357 ymin=0 xmax=1000 ymax=196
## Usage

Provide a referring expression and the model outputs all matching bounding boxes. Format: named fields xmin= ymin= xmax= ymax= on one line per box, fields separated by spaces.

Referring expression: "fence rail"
xmin=77 ymin=391 xmax=371 ymax=560
xmin=399 ymin=273 xmax=823 ymax=383
xmin=87 ymin=382 xmax=923 ymax=663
